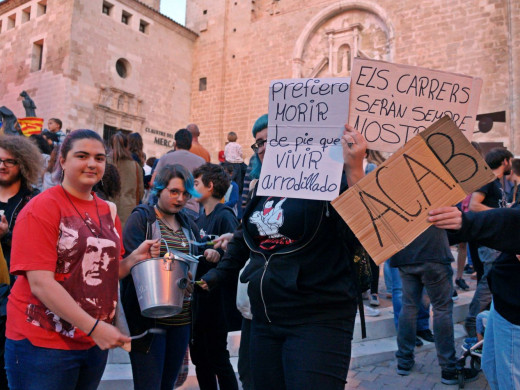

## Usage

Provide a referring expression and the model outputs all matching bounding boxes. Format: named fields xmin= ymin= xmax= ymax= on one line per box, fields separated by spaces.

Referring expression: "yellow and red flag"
xmin=18 ymin=117 xmax=44 ymax=136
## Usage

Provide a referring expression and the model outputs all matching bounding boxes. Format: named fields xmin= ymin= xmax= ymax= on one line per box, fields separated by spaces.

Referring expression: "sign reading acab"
xmin=332 ymin=116 xmax=495 ymax=265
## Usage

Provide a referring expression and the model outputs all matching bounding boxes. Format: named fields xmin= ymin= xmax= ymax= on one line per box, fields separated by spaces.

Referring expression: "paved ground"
xmin=346 ymin=340 xmax=490 ymax=389
xmin=102 ymin=250 xmax=489 ymax=389
xmin=172 ymin=340 xmax=490 ymax=390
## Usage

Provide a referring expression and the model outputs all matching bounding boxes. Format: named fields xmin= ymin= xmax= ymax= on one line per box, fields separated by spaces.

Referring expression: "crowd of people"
xmin=0 ymin=113 xmax=516 ymax=390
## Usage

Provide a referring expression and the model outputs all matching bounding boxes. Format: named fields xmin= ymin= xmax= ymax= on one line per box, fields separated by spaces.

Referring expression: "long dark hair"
xmin=110 ymin=132 xmax=132 ymax=164
xmin=93 ymin=163 xmax=122 ymax=200
xmin=54 ymin=129 xmax=106 ymax=182
xmin=128 ymin=133 xmax=145 ymax=166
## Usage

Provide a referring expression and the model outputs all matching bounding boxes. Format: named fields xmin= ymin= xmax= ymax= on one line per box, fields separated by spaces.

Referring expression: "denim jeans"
xmin=465 ymin=261 xmax=494 ymax=337
xmin=384 ymin=261 xmax=393 ymax=293
xmin=396 ymin=263 xmax=456 ymax=371
xmin=387 ymin=264 xmax=430 ymax=331
xmin=5 ymin=338 xmax=108 ymax=390
xmin=250 ymin=305 xmax=356 ymax=390
xmin=129 ymin=324 xmax=190 ymax=390
xmin=482 ymin=303 xmax=520 ymax=390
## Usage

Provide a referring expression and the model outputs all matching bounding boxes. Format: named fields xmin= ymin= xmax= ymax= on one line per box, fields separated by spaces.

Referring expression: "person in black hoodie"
xmin=428 ymin=205 xmax=520 ymax=390
xmin=198 ymin=115 xmax=366 ymax=390
xmin=191 ymin=163 xmax=240 ymax=390
xmin=122 ymin=163 xmax=219 ymax=390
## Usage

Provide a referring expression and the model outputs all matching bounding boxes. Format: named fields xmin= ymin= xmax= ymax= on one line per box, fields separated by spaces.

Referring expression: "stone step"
xmin=100 ymin=290 xmax=473 ymax=389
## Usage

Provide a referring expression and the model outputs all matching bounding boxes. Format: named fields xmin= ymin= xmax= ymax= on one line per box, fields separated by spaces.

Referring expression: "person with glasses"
xmin=122 ymin=163 xmax=220 ymax=390
xmin=151 ymin=129 xmax=206 ymax=219
xmin=199 ymin=114 xmax=367 ymax=390
xmin=0 ymin=136 xmax=42 ymax=388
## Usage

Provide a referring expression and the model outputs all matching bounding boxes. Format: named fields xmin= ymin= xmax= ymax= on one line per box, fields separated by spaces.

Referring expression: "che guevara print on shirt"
xmin=25 ymin=212 xmax=120 ymax=338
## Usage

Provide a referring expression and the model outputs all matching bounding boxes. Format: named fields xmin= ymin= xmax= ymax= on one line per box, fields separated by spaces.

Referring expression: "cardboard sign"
xmin=257 ymin=78 xmax=350 ymax=200
xmin=331 ymin=116 xmax=495 ymax=264
xmin=349 ymin=58 xmax=483 ymax=152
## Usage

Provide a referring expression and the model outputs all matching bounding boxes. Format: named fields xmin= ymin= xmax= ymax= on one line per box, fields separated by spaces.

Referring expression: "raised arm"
xmin=341 ymin=124 xmax=366 ymax=187
xmin=429 ymin=206 xmax=520 ymax=253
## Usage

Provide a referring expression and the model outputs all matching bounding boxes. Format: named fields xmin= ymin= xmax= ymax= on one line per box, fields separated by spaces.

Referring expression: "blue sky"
xmin=0 ymin=1 xmax=187 ymax=25
xmin=160 ymin=1 xmax=186 ymax=25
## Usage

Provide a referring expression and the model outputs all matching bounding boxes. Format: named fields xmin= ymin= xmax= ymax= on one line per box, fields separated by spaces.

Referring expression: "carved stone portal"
xmin=95 ymin=86 xmax=145 ymax=132
xmin=294 ymin=6 xmax=392 ymax=78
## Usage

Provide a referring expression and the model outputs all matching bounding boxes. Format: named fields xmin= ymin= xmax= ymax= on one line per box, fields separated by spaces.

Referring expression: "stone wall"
xmin=0 ymin=0 xmax=197 ymax=158
xmin=187 ymin=0 xmax=519 ymax=159
xmin=0 ymin=0 xmax=74 ymax=127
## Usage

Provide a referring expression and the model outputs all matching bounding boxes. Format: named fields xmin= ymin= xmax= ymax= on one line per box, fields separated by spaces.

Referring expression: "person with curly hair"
xmin=0 ymin=135 xmax=43 ymax=388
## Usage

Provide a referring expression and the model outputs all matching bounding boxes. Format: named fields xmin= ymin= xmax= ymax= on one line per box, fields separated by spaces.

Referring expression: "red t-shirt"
xmin=7 ymin=186 xmax=124 ymax=350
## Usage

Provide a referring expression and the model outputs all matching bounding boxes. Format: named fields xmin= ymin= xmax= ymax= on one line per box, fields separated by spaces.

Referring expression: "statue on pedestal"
xmin=20 ymin=91 xmax=37 ymax=117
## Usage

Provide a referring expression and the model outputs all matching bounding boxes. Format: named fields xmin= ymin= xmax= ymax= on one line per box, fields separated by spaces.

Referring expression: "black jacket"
xmin=202 ymin=188 xmax=358 ymax=325
xmin=448 ymin=207 xmax=520 ymax=325
xmin=121 ymin=204 xmax=201 ymax=352
xmin=1 ymin=186 xmax=40 ymax=271
xmin=193 ymin=203 xmax=241 ymax=332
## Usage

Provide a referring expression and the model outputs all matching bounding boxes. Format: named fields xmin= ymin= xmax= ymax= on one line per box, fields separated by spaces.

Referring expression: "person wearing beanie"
xmin=199 ymin=113 xmax=367 ymax=389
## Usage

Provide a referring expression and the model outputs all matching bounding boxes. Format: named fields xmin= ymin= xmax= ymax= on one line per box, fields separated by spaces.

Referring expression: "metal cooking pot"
xmin=130 ymin=240 xmax=199 ymax=318
xmin=167 ymin=249 xmax=201 ymax=279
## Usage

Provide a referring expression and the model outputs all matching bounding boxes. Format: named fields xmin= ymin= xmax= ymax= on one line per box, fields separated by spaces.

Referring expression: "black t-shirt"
xmin=389 ymin=225 xmax=454 ymax=267
xmin=245 ymin=196 xmax=304 ymax=253
xmin=196 ymin=203 xmax=238 ymax=241
xmin=477 ymin=178 xmax=507 ymax=208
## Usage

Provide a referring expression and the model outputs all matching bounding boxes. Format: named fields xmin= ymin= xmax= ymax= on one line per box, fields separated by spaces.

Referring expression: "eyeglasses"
xmin=165 ymin=188 xmax=192 ymax=199
xmin=251 ymin=139 xmax=267 ymax=152
xmin=0 ymin=158 xmax=18 ymax=168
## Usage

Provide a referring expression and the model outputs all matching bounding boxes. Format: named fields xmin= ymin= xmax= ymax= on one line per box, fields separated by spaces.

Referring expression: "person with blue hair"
xmin=200 ymin=114 xmax=367 ymax=389
xmin=121 ymin=163 xmax=220 ymax=390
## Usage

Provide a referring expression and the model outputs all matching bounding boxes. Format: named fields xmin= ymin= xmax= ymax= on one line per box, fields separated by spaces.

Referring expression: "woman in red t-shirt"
xmin=5 ymin=129 xmax=159 ymax=390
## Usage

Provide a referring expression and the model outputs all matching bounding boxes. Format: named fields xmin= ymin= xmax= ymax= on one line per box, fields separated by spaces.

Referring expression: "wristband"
xmin=87 ymin=318 xmax=100 ymax=337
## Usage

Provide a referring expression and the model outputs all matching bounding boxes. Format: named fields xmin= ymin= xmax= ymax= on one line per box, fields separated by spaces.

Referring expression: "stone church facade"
xmin=0 ymin=0 xmax=196 ymax=156
xmin=187 ymin=0 xmax=519 ymax=158
xmin=1 ymin=0 xmax=519 ymax=159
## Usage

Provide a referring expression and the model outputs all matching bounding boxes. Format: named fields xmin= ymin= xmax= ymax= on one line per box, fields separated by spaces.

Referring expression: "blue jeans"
xmin=387 ymin=263 xmax=430 ymax=331
xmin=250 ymin=306 xmax=356 ymax=390
xmin=465 ymin=261 xmax=494 ymax=337
xmin=5 ymin=338 xmax=108 ymax=390
xmin=396 ymin=263 xmax=456 ymax=371
xmin=482 ymin=304 xmax=520 ymax=390
xmin=129 ymin=324 xmax=190 ymax=390
xmin=384 ymin=260 xmax=393 ymax=293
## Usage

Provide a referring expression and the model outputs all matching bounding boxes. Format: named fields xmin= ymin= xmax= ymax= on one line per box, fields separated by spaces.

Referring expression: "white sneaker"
xmin=370 ymin=294 xmax=380 ymax=306
xmin=364 ymin=305 xmax=381 ymax=317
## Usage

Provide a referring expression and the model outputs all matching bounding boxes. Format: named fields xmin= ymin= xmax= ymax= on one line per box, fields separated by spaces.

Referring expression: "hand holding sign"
xmin=258 ymin=78 xmax=351 ymax=201
xmin=427 ymin=207 xmax=463 ymax=230
xmin=332 ymin=116 xmax=495 ymax=264
xmin=341 ymin=124 xmax=367 ymax=187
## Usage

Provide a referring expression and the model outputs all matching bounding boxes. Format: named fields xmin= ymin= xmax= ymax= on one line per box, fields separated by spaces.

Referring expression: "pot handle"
xmin=160 ymin=238 xmax=171 ymax=255
xmin=177 ymin=278 xmax=188 ymax=289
